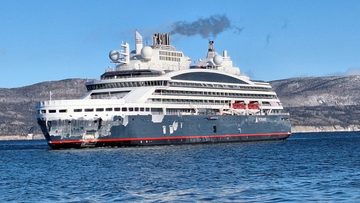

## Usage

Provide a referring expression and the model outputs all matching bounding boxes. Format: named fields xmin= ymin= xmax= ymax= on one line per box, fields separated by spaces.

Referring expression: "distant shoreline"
xmin=291 ymin=125 xmax=360 ymax=133
xmin=0 ymin=134 xmax=44 ymax=141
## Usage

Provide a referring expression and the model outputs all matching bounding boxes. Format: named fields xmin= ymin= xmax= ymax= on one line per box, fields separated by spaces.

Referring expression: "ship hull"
xmin=38 ymin=114 xmax=291 ymax=149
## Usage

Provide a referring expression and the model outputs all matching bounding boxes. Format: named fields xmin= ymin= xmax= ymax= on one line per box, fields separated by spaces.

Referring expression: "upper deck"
xmin=37 ymin=31 xmax=287 ymax=120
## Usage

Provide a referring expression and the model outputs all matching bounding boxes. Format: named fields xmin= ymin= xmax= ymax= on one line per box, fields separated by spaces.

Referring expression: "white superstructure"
xmin=37 ymin=32 xmax=286 ymax=122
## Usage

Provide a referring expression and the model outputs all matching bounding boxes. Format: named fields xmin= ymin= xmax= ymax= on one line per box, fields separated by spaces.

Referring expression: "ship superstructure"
xmin=37 ymin=32 xmax=291 ymax=149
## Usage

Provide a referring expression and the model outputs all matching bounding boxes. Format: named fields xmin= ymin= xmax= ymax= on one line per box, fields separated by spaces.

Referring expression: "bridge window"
xmin=172 ymin=72 xmax=248 ymax=84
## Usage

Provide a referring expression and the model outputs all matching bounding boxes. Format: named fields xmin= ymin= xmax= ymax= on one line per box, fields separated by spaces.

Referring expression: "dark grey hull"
xmin=38 ymin=114 xmax=291 ymax=149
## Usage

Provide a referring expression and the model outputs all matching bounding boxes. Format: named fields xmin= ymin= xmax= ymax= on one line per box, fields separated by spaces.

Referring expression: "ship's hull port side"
xmin=38 ymin=115 xmax=291 ymax=149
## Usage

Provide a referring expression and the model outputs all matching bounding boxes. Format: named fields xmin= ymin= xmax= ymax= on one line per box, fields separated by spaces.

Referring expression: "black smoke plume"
xmin=170 ymin=15 xmax=234 ymax=38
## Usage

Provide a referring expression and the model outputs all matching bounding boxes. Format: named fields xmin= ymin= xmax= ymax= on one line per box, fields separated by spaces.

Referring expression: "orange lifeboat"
xmin=232 ymin=101 xmax=246 ymax=109
xmin=248 ymin=101 xmax=260 ymax=109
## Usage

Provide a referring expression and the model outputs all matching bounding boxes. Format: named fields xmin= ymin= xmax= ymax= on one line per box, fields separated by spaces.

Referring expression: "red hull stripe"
xmin=49 ymin=132 xmax=291 ymax=145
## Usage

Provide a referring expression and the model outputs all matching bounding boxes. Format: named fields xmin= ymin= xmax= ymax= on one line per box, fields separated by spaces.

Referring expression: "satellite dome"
xmin=109 ymin=50 xmax=120 ymax=62
xmin=213 ymin=55 xmax=223 ymax=65
xmin=141 ymin=46 xmax=153 ymax=60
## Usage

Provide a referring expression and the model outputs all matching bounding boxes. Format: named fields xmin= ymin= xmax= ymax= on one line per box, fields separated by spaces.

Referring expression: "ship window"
xmin=151 ymin=108 xmax=163 ymax=113
xmin=172 ymin=72 xmax=248 ymax=84
xmin=114 ymin=107 xmax=120 ymax=111
xmin=129 ymin=107 xmax=134 ymax=112
xmin=213 ymin=126 xmax=217 ymax=133
xmin=96 ymin=108 xmax=104 ymax=112
xmin=106 ymin=108 xmax=113 ymax=111
xmin=145 ymin=108 xmax=150 ymax=111
xmin=49 ymin=110 xmax=56 ymax=113
xmin=122 ymin=107 xmax=127 ymax=112
xmin=85 ymin=108 xmax=94 ymax=112
xmin=41 ymin=110 xmax=46 ymax=114
xmin=140 ymin=107 xmax=144 ymax=111
xmin=59 ymin=109 xmax=67 ymax=113
xmin=135 ymin=107 xmax=139 ymax=111
xmin=74 ymin=109 xmax=82 ymax=112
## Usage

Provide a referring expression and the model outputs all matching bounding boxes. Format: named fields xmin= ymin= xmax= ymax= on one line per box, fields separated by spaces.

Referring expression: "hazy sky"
xmin=1 ymin=0 xmax=360 ymax=88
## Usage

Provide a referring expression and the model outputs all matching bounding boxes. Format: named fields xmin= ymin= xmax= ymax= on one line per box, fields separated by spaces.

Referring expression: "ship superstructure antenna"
xmin=135 ymin=31 xmax=143 ymax=55
xmin=109 ymin=42 xmax=130 ymax=64
xmin=119 ymin=42 xmax=130 ymax=64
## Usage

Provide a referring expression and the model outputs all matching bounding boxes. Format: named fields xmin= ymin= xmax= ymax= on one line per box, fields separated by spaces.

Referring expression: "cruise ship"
xmin=36 ymin=32 xmax=291 ymax=149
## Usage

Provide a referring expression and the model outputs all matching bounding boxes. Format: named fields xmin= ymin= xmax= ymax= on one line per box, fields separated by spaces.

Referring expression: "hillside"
xmin=271 ymin=75 xmax=360 ymax=107
xmin=271 ymin=75 xmax=360 ymax=131
xmin=0 ymin=79 xmax=88 ymax=135
xmin=0 ymin=75 xmax=359 ymax=136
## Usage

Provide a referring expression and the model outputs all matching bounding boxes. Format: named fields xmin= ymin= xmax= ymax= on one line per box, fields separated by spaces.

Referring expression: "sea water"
xmin=1 ymin=132 xmax=360 ymax=202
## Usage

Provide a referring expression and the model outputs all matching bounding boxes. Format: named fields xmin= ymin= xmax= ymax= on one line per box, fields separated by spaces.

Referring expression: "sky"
xmin=1 ymin=0 xmax=360 ymax=88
